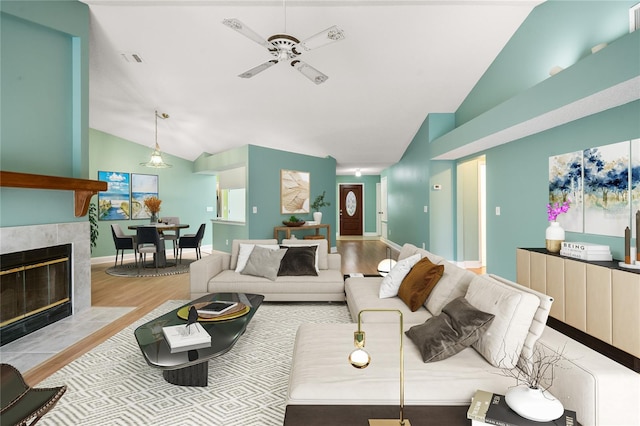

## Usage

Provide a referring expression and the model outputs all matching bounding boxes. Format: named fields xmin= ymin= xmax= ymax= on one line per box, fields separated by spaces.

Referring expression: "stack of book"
xmin=467 ymin=390 xmax=578 ymax=426
xmin=559 ymin=242 xmax=612 ymax=261
xmin=162 ymin=323 xmax=211 ymax=353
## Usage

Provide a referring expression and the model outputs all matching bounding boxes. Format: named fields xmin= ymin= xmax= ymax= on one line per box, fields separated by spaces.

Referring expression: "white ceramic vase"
xmin=505 ymin=386 xmax=564 ymax=422
xmin=313 ymin=211 xmax=323 ymax=224
xmin=545 ymin=221 xmax=565 ymax=253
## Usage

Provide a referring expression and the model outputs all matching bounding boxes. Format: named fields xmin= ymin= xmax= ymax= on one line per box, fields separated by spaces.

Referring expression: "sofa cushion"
xmin=487 ymin=274 xmax=553 ymax=361
xmin=397 ymin=257 xmax=444 ymax=311
xmin=278 ymin=245 xmax=318 ymax=276
xmin=465 ymin=274 xmax=540 ymax=368
xmin=425 ymin=260 xmax=475 ymax=316
xmin=240 ymin=246 xmax=287 ymax=281
xmin=406 ymin=297 xmax=495 ymax=362
xmin=235 ymin=243 xmax=280 ymax=272
xmin=230 ymin=239 xmax=278 ymax=270
xmin=282 ymin=239 xmax=328 ymax=270
xmin=379 ymin=254 xmax=421 ymax=298
xmin=345 ymin=277 xmax=431 ymax=324
xmin=398 ymin=243 xmax=420 ymax=261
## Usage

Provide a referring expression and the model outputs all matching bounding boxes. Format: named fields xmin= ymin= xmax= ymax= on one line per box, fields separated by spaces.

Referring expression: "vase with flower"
xmin=144 ymin=196 xmax=162 ymax=224
xmin=546 ymin=201 xmax=569 ymax=253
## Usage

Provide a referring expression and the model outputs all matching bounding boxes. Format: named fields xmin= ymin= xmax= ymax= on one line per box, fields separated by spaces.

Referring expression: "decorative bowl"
xmin=283 ymin=220 xmax=305 ymax=227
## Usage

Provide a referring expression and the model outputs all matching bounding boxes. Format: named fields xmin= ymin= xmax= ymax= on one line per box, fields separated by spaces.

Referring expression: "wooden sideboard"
xmin=516 ymin=248 xmax=640 ymax=372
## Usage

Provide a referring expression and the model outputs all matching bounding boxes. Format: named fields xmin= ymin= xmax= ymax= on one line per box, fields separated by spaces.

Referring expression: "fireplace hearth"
xmin=1 ymin=244 xmax=72 ymax=345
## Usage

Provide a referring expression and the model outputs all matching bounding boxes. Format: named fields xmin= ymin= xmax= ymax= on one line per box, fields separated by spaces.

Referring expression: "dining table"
xmin=128 ymin=223 xmax=190 ymax=232
xmin=128 ymin=223 xmax=190 ymax=267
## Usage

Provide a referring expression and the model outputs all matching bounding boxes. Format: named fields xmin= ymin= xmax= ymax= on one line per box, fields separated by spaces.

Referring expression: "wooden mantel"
xmin=0 ymin=171 xmax=107 ymax=217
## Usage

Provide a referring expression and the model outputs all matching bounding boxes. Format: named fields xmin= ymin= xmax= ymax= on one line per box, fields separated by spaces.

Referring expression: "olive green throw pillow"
xmin=397 ymin=257 xmax=444 ymax=311
xmin=405 ymin=297 xmax=495 ymax=362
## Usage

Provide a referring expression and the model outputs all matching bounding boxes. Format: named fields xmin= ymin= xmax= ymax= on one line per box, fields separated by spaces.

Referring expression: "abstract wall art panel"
xmin=549 ymin=151 xmax=583 ymax=232
xmin=583 ymin=141 xmax=630 ymax=237
xmin=281 ymin=170 xmax=310 ymax=214
xmin=631 ymin=139 xmax=640 ymax=235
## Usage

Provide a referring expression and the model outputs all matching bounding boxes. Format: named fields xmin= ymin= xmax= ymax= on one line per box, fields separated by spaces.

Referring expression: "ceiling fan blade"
xmin=291 ymin=60 xmax=328 ymax=85
xmin=239 ymin=60 xmax=278 ymax=79
xmin=222 ymin=18 xmax=275 ymax=50
xmin=297 ymin=25 xmax=345 ymax=51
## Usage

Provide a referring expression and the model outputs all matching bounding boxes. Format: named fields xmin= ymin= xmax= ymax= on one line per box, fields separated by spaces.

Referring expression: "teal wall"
xmin=457 ymin=0 xmax=638 ymax=126
xmin=248 ymin=145 xmax=337 ymax=243
xmin=486 ymin=101 xmax=640 ymax=278
xmin=384 ymin=113 xmax=457 ymax=252
xmin=383 ymin=1 xmax=640 ymax=281
xmin=336 ymin=175 xmax=380 ymax=234
xmin=0 ymin=0 xmax=90 ymax=227
xmin=197 ymin=145 xmax=337 ymax=253
xmin=89 ymin=129 xmax=217 ymax=258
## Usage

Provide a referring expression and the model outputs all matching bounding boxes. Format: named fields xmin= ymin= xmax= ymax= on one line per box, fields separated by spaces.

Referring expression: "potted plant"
xmin=499 ymin=344 xmax=568 ymax=422
xmin=89 ymin=202 xmax=99 ymax=253
xmin=311 ymin=191 xmax=331 ymax=224
xmin=283 ymin=215 xmax=305 ymax=227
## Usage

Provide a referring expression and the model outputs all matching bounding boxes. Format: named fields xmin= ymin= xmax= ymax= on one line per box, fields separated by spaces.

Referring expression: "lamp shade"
xmin=377 ymin=259 xmax=397 ymax=276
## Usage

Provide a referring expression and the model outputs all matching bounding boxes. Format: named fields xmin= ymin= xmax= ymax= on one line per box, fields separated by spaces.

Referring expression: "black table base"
xmin=162 ymin=361 xmax=209 ymax=387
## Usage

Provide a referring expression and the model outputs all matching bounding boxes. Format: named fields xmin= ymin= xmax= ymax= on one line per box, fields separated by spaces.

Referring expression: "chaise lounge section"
xmin=286 ymin=243 xmax=640 ymax=426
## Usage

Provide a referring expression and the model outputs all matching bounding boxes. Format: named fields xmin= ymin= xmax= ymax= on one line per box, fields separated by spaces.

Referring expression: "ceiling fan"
xmin=222 ymin=18 xmax=345 ymax=85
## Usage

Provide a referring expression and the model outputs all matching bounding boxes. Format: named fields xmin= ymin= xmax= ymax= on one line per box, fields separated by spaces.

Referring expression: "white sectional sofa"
xmin=189 ymin=238 xmax=344 ymax=302
xmin=286 ymin=243 xmax=640 ymax=426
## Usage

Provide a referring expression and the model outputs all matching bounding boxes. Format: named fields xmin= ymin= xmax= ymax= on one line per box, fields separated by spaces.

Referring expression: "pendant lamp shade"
xmin=141 ymin=110 xmax=172 ymax=168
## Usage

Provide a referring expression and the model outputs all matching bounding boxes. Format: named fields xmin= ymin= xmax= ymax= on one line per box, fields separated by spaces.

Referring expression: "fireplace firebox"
xmin=0 ymin=244 xmax=72 ymax=346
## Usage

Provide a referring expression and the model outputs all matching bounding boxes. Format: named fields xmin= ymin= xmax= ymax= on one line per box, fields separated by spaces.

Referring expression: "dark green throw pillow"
xmin=405 ymin=296 xmax=495 ymax=362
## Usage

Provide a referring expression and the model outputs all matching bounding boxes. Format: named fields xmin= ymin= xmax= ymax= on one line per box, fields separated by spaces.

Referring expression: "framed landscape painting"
xmin=131 ymin=173 xmax=159 ymax=219
xmin=281 ymin=170 xmax=310 ymax=214
xmin=97 ymin=171 xmax=130 ymax=220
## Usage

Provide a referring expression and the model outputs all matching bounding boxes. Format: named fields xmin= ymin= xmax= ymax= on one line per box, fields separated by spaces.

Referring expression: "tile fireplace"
xmin=0 ymin=222 xmax=91 ymax=345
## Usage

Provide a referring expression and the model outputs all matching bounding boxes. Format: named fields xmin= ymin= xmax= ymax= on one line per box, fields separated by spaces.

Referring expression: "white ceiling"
xmin=81 ymin=0 xmax=543 ymax=174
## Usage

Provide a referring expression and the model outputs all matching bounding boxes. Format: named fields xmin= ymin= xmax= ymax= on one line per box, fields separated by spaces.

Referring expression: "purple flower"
xmin=547 ymin=201 xmax=570 ymax=222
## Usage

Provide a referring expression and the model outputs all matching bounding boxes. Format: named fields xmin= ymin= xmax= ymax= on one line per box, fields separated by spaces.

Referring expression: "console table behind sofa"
xmin=516 ymin=248 xmax=640 ymax=372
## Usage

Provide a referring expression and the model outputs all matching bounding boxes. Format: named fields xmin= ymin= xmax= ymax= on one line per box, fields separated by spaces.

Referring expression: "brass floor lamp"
xmin=348 ymin=309 xmax=411 ymax=426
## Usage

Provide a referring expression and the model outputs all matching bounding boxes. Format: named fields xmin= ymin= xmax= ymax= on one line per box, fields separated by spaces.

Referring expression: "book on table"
xmin=467 ymin=389 xmax=577 ymax=426
xmin=162 ymin=322 xmax=211 ymax=353
xmin=560 ymin=242 xmax=612 ymax=261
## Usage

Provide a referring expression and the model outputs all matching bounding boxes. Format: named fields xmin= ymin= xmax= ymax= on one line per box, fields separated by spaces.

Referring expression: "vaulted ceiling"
xmin=82 ymin=0 xmax=543 ymax=174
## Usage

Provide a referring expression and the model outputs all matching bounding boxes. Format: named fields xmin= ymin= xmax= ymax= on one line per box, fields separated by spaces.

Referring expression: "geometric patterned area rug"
xmin=37 ymin=300 xmax=352 ymax=425
xmin=105 ymin=259 xmax=194 ymax=278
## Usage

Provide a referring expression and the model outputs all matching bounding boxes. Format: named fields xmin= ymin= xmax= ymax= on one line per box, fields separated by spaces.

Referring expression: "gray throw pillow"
xmin=241 ymin=246 xmax=287 ymax=281
xmin=278 ymin=245 xmax=318 ymax=276
xmin=405 ymin=296 xmax=495 ymax=362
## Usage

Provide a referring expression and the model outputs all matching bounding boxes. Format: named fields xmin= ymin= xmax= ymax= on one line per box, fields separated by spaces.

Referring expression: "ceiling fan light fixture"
xmin=140 ymin=110 xmax=172 ymax=168
xmin=222 ymin=18 xmax=344 ymax=84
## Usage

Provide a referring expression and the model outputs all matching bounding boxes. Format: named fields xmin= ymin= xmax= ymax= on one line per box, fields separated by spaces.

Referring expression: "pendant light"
xmin=140 ymin=110 xmax=172 ymax=168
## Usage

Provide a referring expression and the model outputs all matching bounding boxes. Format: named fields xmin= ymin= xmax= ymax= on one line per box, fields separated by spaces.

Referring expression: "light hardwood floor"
xmin=23 ymin=240 xmax=483 ymax=385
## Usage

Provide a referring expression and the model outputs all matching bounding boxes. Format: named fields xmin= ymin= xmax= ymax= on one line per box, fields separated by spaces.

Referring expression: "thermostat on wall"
xmin=432 ymin=184 xmax=442 ymax=190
